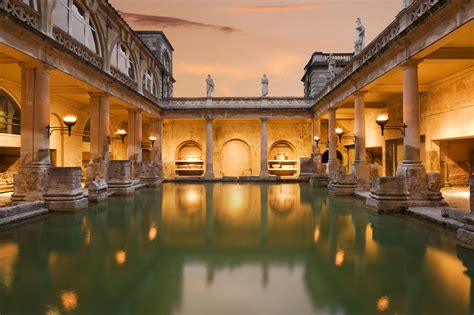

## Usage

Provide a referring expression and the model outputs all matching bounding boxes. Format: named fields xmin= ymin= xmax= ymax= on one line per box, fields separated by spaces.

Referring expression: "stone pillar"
xmin=13 ymin=63 xmax=52 ymax=202
xmin=87 ymin=93 xmax=110 ymax=201
xmin=327 ymin=109 xmax=339 ymax=175
xmin=352 ymin=92 xmax=370 ymax=189
xmin=128 ymin=109 xmax=142 ymax=183
xmin=396 ymin=61 xmax=428 ymax=201
xmin=312 ymin=118 xmax=323 ymax=173
xmin=440 ymin=141 xmax=451 ymax=187
xmin=205 ymin=118 xmax=214 ymax=178
xmin=141 ymin=118 xmax=163 ymax=186
xmin=260 ymin=118 xmax=269 ymax=178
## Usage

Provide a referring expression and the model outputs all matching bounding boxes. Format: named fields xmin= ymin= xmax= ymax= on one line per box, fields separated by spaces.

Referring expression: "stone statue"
xmin=354 ymin=18 xmax=365 ymax=55
xmin=328 ymin=54 xmax=336 ymax=79
xmin=206 ymin=74 xmax=214 ymax=97
xmin=261 ymin=74 xmax=269 ymax=97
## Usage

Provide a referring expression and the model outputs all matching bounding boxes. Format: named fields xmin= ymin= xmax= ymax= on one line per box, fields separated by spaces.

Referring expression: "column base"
xmin=326 ymin=161 xmax=341 ymax=176
xmin=351 ymin=161 xmax=371 ymax=190
xmin=365 ymin=176 xmax=409 ymax=213
xmin=328 ymin=174 xmax=358 ymax=196
xmin=87 ymin=160 xmax=109 ymax=202
xmin=88 ymin=180 xmax=109 ymax=202
xmin=12 ymin=164 xmax=50 ymax=202
xmin=396 ymin=162 xmax=428 ymax=201
xmin=310 ymin=174 xmax=329 ymax=187
xmin=141 ymin=161 xmax=163 ymax=187
xmin=44 ymin=167 xmax=88 ymax=212
xmin=311 ymin=152 xmax=323 ymax=174
xmin=260 ymin=171 xmax=269 ymax=179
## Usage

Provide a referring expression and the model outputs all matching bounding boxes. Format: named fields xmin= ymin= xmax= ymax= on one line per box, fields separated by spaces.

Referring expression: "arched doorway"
xmin=220 ymin=139 xmax=252 ymax=177
xmin=321 ymin=150 xmax=343 ymax=164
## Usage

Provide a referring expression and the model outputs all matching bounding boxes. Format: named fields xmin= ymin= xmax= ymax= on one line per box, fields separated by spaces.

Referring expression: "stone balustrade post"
xmin=205 ymin=118 xmax=214 ymax=178
xmin=260 ymin=118 xmax=269 ymax=178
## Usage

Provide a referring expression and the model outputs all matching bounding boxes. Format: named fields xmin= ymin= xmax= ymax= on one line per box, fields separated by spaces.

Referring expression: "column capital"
xmin=127 ymin=108 xmax=142 ymax=114
xmin=89 ymin=92 xmax=109 ymax=99
xmin=18 ymin=62 xmax=54 ymax=72
xmin=353 ymin=91 xmax=367 ymax=97
xmin=401 ymin=59 xmax=423 ymax=69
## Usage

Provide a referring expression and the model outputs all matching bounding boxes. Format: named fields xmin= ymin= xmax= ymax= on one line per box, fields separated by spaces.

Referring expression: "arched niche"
xmin=220 ymin=139 xmax=252 ymax=177
xmin=0 ymin=89 xmax=21 ymax=135
xmin=268 ymin=140 xmax=297 ymax=176
xmin=175 ymin=140 xmax=204 ymax=176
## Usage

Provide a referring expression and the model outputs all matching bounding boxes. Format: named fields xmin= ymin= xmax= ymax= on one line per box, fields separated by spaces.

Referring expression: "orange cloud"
xmin=228 ymin=3 xmax=324 ymax=13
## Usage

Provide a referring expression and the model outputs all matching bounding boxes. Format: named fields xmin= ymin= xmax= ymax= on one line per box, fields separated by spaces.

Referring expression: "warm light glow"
xmin=313 ymin=226 xmax=320 ymax=243
xmin=148 ymin=224 xmax=158 ymax=241
xmin=63 ymin=115 xmax=77 ymax=126
xmin=0 ymin=242 xmax=19 ymax=289
xmin=335 ymin=249 xmax=345 ymax=266
xmin=313 ymin=136 xmax=320 ymax=141
xmin=376 ymin=296 xmax=390 ymax=312
xmin=149 ymin=136 xmax=157 ymax=141
xmin=116 ymin=129 xmax=127 ymax=136
xmin=376 ymin=114 xmax=389 ymax=123
xmin=61 ymin=291 xmax=78 ymax=311
xmin=335 ymin=127 xmax=344 ymax=135
xmin=115 ymin=250 xmax=127 ymax=265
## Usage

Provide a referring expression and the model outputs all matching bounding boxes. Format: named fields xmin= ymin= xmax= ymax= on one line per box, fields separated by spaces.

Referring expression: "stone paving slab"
xmin=0 ymin=201 xmax=48 ymax=226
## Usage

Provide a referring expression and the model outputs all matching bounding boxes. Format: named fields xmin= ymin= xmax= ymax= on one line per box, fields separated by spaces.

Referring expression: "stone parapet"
xmin=328 ymin=174 xmax=358 ymax=196
xmin=0 ymin=201 xmax=47 ymax=226
xmin=108 ymin=160 xmax=134 ymax=195
xmin=366 ymin=176 xmax=409 ymax=213
xmin=44 ymin=167 xmax=87 ymax=211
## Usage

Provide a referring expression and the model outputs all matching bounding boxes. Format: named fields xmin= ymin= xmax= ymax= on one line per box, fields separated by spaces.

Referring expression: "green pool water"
xmin=0 ymin=183 xmax=473 ymax=315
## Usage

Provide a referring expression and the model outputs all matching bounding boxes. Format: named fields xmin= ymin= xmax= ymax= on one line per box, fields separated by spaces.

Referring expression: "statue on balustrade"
xmin=354 ymin=18 xmax=365 ymax=55
xmin=206 ymin=74 xmax=215 ymax=97
xmin=261 ymin=74 xmax=269 ymax=97
xmin=328 ymin=54 xmax=336 ymax=79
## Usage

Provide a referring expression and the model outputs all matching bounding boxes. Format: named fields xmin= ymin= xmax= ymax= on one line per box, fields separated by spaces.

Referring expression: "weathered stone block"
xmin=396 ymin=163 xmax=428 ymax=200
xmin=310 ymin=174 xmax=329 ymax=187
xmin=108 ymin=160 xmax=134 ymax=195
xmin=12 ymin=166 xmax=49 ymax=202
xmin=44 ymin=167 xmax=88 ymax=211
xmin=299 ymin=157 xmax=313 ymax=174
xmin=140 ymin=161 xmax=163 ymax=187
xmin=457 ymin=228 xmax=474 ymax=251
xmin=366 ymin=176 xmax=409 ymax=213
xmin=427 ymin=172 xmax=444 ymax=202
xmin=87 ymin=179 xmax=108 ymax=202
xmin=351 ymin=162 xmax=371 ymax=190
xmin=328 ymin=174 xmax=357 ymax=196
xmin=470 ymin=175 xmax=474 ymax=213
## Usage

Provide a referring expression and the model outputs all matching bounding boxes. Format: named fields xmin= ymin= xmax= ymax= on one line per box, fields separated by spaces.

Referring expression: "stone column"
xmin=205 ymin=118 xmax=214 ymax=178
xmin=396 ymin=60 xmax=428 ymax=201
xmin=312 ymin=118 xmax=322 ymax=173
xmin=13 ymin=63 xmax=52 ymax=202
xmin=327 ymin=109 xmax=339 ymax=175
xmin=87 ymin=93 xmax=110 ymax=201
xmin=128 ymin=109 xmax=142 ymax=182
xmin=260 ymin=118 xmax=269 ymax=178
xmin=440 ymin=141 xmax=451 ymax=187
xmin=150 ymin=118 xmax=162 ymax=165
xmin=352 ymin=92 xmax=370 ymax=188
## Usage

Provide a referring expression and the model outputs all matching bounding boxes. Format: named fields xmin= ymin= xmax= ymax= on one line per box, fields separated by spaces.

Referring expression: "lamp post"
xmin=375 ymin=114 xmax=407 ymax=136
xmin=47 ymin=115 xmax=77 ymax=137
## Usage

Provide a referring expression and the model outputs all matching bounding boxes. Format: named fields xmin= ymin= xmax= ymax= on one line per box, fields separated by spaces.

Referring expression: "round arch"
xmin=0 ymin=88 xmax=21 ymax=135
xmin=220 ymin=139 xmax=252 ymax=177
xmin=176 ymin=140 xmax=202 ymax=161
xmin=321 ymin=150 xmax=343 ymax=164
xmin=269 ymin=140 xmax=296 ymax=160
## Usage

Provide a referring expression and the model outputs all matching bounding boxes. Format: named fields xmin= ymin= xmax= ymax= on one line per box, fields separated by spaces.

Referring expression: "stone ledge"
xmin=0 ymin=201 xmax=48 ymax=226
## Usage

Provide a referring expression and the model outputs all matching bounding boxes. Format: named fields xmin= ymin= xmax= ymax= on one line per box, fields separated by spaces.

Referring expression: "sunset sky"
xmin=109 ymin=0 xmax=403 ymax=97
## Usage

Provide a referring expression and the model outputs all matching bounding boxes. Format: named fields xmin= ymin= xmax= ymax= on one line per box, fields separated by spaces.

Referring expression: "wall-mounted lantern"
xmin=47 ymin=115 xmax=77 ymax=137
xmin=108 ymin=129 xmax=128 ymax=144
xmin=375 ymin=114 xmax=407 ymax=136
xmin=313 ymin=136 xmax=321 ymax=148
xmin=335 ymin=127 xmax=356 ymax=144
xmin=149 ymin=136 xmax=157 ymax=148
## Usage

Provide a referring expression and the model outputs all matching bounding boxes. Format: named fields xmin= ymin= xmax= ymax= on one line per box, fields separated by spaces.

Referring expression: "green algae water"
xmin=0 ymin=183 xmax=473 ymax=315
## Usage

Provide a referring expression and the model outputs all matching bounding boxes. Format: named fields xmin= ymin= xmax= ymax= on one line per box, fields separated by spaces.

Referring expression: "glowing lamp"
xmin=47 ymin=114 xmax=77 ymax=137
xmin=115 ymin=129 xmax=127 ymax=144
xmin=375 ymin=114 xmax=407 ymax=136
xmin=149 ymin=136 xmax=157 ymax=147
xmin=313 ymin=136 xmax=321 ymax=147
xmin=335 ymin=127 xmax=345 ymax=142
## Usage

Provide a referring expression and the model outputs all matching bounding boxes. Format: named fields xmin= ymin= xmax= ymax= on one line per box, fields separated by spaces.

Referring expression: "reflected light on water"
xmin=313 ymin=226 xmax=320 ymax=243
xmin=61 ymin=291 xmax=78 ymax=311
xmin=178 ymin=186 xmax=203 ymax=214
xmin=376 ymin=296 xmax=390 ymax=312
xmin=269 ymin=185 xmax=296 ymax=214
xmin=0 ymin=242 xmax=18 ymax=289
xmin=148 ymin=224 xmax=158 ymax=241
xmin=115 ymin=251 xmax=127 ymax=266
xmin=335 ymin=249 xmax=345 ymax=266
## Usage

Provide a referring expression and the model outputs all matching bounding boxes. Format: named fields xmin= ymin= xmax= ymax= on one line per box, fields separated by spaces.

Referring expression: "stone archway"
xmin=220 ymin=139 xmax=252 ymax=177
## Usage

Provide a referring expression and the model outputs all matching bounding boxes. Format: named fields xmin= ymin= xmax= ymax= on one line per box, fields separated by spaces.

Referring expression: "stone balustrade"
xmin=162 ymin=97 xmax=314 ymax=109
xmin=0 ymin=0 xmax=39 ymax=28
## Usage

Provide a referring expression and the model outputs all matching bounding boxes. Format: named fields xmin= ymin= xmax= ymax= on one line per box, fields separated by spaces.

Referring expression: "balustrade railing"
xmin=162 ymin=97 xmax=313 ymax=109
xmin=110 ymin=67 xmax=138 ymax=90
xmin=0 ymin=0 xmax=39 ymax=28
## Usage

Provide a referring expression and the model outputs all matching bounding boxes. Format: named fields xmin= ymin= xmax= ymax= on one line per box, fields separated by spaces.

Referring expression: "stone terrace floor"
xmin=441 ymin=187 xmax=470 ymax=211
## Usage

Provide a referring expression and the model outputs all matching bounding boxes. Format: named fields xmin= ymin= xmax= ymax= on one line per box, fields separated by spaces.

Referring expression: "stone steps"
xmin=0 ymin=201 xmax=48 ymax=226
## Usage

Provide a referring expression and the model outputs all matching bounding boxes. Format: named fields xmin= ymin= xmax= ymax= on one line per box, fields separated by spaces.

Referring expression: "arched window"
xmin=22 ymin=0 xmax=38 ymax=10
xmin=110 ymin=43 xmax=135 ymax=79
xmin=0 ymin=90 xmax=21 ymax=135
xmin=142 ymin=69 xmax=157 ymax=95
xmin=52 ymin=0 xmax=99 ymax=54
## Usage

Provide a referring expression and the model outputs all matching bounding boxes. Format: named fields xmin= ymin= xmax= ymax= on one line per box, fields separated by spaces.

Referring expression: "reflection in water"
xmin=0 ymin=183 xmax=472 ymax=315
xmin=376 ymin=296 xmax=390 ymax=312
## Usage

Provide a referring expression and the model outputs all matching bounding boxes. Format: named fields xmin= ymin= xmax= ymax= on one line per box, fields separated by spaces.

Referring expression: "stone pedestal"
xmin=366 ymin=176 xmax=409 ymax=213
xmin=312 ymin=152 xmax=323 ymax=173
xmin=108 ymin=160 xmax=135 ymax=195
xmin=396 ymin=163 xmax=428 ymax=201
xmin=141 ymin=161 xmax=163 ymax=187
xmin=470 ymin=175 xmax=474 ymax=213
xmin=12 ymin=165 xmax=49 ymax=202
xmin=86 ymin=160 xmax=109 ymax=202
xmin=352 ymin=162 xmax=371 ymax=190
xmin=328 ymin=174 xmax=358 ymax=196
xmin=44 ymin=167 xmax=88 ymax=211
xmin=310 ymin=174 xmax=329 ymax=187
xmin=426 ymin=172 xmax=446 ymax=203
xmin=457 ymin=228 xmax=474 ymax=251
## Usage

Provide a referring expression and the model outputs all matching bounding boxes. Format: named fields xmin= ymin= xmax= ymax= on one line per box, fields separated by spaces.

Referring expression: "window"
xmin=111 ymin=43 xmax=135 ymax=79
xmin=22 ymin=0 xmax=38 ymax=10
xmin=52 ymin=0 xmax=99 ymax=54
xmin=142 ymin=69 xmax=157 ymax=95
xmin=0 ymin=90 xmax=21 ymax=135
